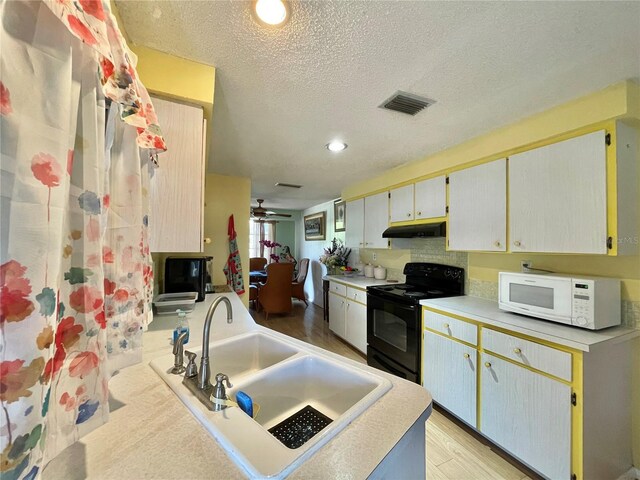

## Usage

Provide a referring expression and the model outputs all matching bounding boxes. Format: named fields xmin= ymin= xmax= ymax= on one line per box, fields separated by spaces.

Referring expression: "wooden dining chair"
xmin=292 ymin=258 xmax=310 ymax=306
xmin=249 ymin=257 xmax=267 ymax=272
xmin=257 ymin=262 xmax=294 ymax=320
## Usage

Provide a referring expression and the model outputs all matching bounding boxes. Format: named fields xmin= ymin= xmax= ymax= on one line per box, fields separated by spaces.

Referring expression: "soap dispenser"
xmin=172 ymin=309 xmax=190 ymax=345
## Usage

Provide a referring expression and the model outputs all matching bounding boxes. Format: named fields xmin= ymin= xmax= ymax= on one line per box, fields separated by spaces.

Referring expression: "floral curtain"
xmin=0 ymin=1 xmax=159 ymax=478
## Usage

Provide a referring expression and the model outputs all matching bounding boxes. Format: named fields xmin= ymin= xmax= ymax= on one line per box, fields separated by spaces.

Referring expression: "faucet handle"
xmin=215 ymin=373 xmax=233 ymax=389
xmin=184 ymin=351 xmax=198 ymax=377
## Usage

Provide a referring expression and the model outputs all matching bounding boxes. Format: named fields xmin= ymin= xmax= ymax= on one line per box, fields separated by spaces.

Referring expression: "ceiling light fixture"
xmin=326 ymin=141 xmax=348 ymax=152
xmin=254 ymin=0 xmax=289 ymax=26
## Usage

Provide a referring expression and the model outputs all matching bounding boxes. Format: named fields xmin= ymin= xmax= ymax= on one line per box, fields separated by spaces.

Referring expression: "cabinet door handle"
xmin=407 ymin=213 xmax=411 ymax=217
xmin=513 ymin=240 xmax=521 ymax=247
xmin=484 ymin=362 xmax=492 ymax=368
xmin=347 ymin=303 xmax=350 ymax=310
xmin=463 ymin=353 xmax=470 ymax=359
xmin=359 ymin=242 xmax=364 ymax=246
xmin=443 ymin=323 xmax=450 ymax=329
xmin=417 ymin=211 xmax=422 ymax=216
xmin=494 ymin=240 xmax=501 ymax=247
xmin=513 ymin=348 xmax=522 ymax=355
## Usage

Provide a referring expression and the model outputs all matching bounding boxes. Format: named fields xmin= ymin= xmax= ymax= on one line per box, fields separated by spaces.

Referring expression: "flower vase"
xmin=328 ymin=266 xmax=340 ymax=276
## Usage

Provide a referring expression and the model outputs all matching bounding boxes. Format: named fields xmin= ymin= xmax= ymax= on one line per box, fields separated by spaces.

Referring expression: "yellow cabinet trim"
xmin=422 ymin=306 xmax=586 ymax=479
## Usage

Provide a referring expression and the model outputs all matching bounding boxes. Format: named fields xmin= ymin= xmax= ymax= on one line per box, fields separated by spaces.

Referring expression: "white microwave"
xmin=498 ymin=272 xmax=620 ymax=330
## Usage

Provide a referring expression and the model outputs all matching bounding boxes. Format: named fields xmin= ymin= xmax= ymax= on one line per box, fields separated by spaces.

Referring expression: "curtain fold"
xmin=0 ymin=1 xmax=156 ymax=478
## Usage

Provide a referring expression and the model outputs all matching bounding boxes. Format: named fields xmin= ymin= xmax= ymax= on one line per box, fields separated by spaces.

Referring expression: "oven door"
xmin=367 ymin=294 xmax=420 ymax=373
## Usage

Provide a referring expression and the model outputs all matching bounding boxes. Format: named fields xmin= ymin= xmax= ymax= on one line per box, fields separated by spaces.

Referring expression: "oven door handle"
xmin=367 ymin=296 xmax=417 ymax=313
xmin=371 ymin=352 xmax=409 ymax=378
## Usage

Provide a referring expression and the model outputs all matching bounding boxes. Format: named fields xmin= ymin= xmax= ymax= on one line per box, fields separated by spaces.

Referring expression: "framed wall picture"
xmin=334 ymin=200 xmax=346 ymax=232
xmin=304 ymin=211 xmax=326 ymax=241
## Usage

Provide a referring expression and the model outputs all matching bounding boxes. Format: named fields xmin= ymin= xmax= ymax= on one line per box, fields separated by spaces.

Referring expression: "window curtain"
xmin=249 ymin=220 xmax=276 ymax=258
xmin=0 ymin=1 xmax=163 ymax=478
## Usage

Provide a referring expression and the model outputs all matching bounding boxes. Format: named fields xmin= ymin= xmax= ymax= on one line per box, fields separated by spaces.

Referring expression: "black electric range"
xmin=366 ymin=263 xmax=465 ymax=383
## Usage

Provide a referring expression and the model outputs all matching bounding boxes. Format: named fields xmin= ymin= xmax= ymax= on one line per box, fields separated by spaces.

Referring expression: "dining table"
xmin=249 ymin=270 xmax=267 ymax=284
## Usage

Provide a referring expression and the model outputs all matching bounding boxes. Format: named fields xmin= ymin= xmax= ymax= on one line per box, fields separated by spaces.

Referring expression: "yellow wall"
xmin=203 ymin=173 xmax=251 ymax=307
xmin=343 ymin=81 xmax=638 ymax=200
xmin=131 ymin=45 xmax=216 ymax=165
xmin=341 ymin=80 xmax=640 ymax=466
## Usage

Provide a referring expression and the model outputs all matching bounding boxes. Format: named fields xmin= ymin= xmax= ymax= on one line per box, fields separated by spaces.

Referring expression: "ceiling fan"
xmin=251 ymin=199 xmax=292 ymax=220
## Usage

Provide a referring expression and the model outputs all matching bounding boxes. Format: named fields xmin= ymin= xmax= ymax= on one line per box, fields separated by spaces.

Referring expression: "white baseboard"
xmin=617 ymin=467 xmax=640 ymax=480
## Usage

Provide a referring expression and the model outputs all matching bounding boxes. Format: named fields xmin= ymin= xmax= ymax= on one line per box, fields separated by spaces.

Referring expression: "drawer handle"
xmin=484 ymin=362 xmax=492 ymax=368
xmin=494 ymin=240 xmax=501 ymax=247
xmin=513 ymin=348 xmax=522 ymax=355
xmin=513 ymin=240 xmax=521 ymax=247
xmin=407 ymin=213 xmax=411 ymax=217
xmin=417 ymin=211 xmax=422 ymax=216
xmin=463 ymin=353 xmax=470 ymax=359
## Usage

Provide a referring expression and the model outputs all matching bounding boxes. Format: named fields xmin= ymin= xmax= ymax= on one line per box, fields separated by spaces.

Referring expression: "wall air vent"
xmin=275 ymin=182 xmax=302 ymax=189
xmin=379 ymin=91 xmax=435 ymax=116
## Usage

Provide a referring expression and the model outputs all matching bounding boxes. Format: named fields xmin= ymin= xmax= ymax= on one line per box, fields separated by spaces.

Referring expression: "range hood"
xmin=382 ymin=222 xmax=446 ymax=239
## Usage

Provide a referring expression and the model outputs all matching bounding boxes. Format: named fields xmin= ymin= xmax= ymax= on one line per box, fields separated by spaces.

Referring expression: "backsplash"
xmin=357 ymin=238 xmax=640 ymax=329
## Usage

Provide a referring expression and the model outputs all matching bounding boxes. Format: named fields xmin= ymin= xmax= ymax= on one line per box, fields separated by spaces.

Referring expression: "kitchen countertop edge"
xmin=420 ymin=295 xmax=640 ymax=352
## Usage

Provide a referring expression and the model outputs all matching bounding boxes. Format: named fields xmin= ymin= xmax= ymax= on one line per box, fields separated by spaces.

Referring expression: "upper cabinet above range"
xmin=389 ymin=176 xmax=446 ymax=224
xmin=149 ymin=96 xmax=206 ymax=253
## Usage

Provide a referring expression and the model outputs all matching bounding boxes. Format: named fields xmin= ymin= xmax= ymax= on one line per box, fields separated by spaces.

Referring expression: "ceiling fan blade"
xmin=270 ymin=213 xmax=292 ymax=218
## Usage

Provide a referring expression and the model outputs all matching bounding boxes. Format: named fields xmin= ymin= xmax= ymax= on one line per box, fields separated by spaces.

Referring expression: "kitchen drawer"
xmin=329 ymin=281 xmax=347 ymax=297
xmin=482 ymin=329 xmax=571 ymax=382
xmin=424 ymin=311 xmax=477 ymax=346
xmin=346 ymin=287 xmax=367 ymax=305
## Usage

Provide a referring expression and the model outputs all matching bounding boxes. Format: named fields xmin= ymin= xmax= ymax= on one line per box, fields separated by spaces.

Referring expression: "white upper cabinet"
xmin=390 ymin=184 xmax=414 ymax=223
xmin=149 ymin=96 xmax=205 ymax=253
xmin=509 ymin=130 xmax=608 ymax=254
xmin=363 ymin=191 xmax=390 ymax=248
xmin=389 ymin=176 xmax=446 ymax=223
xmin=449 ymin=159 xmax=507 ymax=251
xmin=415 ymin=176 xmax=446 ymax=220
xmin=345 ymin=198 xmax=365 ymax=248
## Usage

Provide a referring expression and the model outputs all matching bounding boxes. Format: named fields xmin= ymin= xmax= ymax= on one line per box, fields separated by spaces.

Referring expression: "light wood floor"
xmin=251 ymin=301 xmax=538 ymax=480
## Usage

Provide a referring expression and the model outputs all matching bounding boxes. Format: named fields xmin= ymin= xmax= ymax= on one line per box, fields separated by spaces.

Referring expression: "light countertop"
xmin=420 ymin=296 xmax=639 ymax=352
xmin=43 ymin=292 xmax=431 ymax=479
xmin=323 ymin=274 xmax=397 ymax=289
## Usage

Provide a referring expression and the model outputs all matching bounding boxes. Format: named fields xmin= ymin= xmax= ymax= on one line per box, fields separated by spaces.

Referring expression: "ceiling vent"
xmin=275 ymin=182 xmax=302 ymax=189
xmin=379 ymin=91 xmax=435 ymax=116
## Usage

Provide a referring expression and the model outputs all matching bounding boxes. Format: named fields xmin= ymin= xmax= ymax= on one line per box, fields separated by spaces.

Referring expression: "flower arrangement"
xmin=319 ymin=238 xmax=351 ymax=269
xmin=260 ymin=239 xmax=281 ymax=263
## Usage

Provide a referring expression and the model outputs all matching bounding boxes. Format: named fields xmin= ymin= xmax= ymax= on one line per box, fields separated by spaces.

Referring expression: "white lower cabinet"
xmin=480 ymin=352 xmax=571 ymax=480
xmin=423 ymin=331 xmax=476 ymax=426
xmin=329 ymin=286 xmax=367 ymax=353
xmin=328 ymin=292 xmax=346 ymax=339
xmin=345 ymin=300 xmax=367 ymax=354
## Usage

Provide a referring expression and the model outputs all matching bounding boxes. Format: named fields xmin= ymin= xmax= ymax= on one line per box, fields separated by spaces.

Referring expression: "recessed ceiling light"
xmin=326 ymin=141 xmax=348 ymax=152
xmin=254 ymin=0 xmax=289 ymax=26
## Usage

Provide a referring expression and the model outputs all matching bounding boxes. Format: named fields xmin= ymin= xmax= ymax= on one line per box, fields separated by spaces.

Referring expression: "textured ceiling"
xmin=116 ymin=1 xmax=640 ymax=210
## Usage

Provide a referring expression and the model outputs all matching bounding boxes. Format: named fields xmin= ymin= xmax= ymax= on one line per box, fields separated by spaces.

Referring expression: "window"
xmin=249 ymin=220 xmax=276 ymax=258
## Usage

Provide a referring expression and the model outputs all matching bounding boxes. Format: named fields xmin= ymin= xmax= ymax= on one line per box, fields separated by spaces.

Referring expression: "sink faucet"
xmin=170 ymin=331 xmax=188 ymax=375
xmin=198 ymin=296 xmax=233 ymax=390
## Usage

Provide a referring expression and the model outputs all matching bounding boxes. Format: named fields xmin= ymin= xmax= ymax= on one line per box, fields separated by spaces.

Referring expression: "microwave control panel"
xmin=572 ymin=279 xmax=594 ymax=327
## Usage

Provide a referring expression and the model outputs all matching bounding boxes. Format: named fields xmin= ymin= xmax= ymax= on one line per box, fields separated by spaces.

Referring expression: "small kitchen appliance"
xmin=498 ymin=271 xmax=620 ymax=330
xmin=164 ymin=257 xmax=212 ymax=302
xmin=367 ymin=263 xmax=465 ymax=383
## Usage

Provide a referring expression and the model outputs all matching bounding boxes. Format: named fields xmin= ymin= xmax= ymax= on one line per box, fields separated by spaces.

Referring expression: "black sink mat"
xmin=268 ymin=405 xmax=333 ymax=449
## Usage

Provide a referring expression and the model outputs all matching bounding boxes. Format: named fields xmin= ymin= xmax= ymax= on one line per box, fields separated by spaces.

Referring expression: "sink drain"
xmin=268 ymin=405 xmax=333 ymax=449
